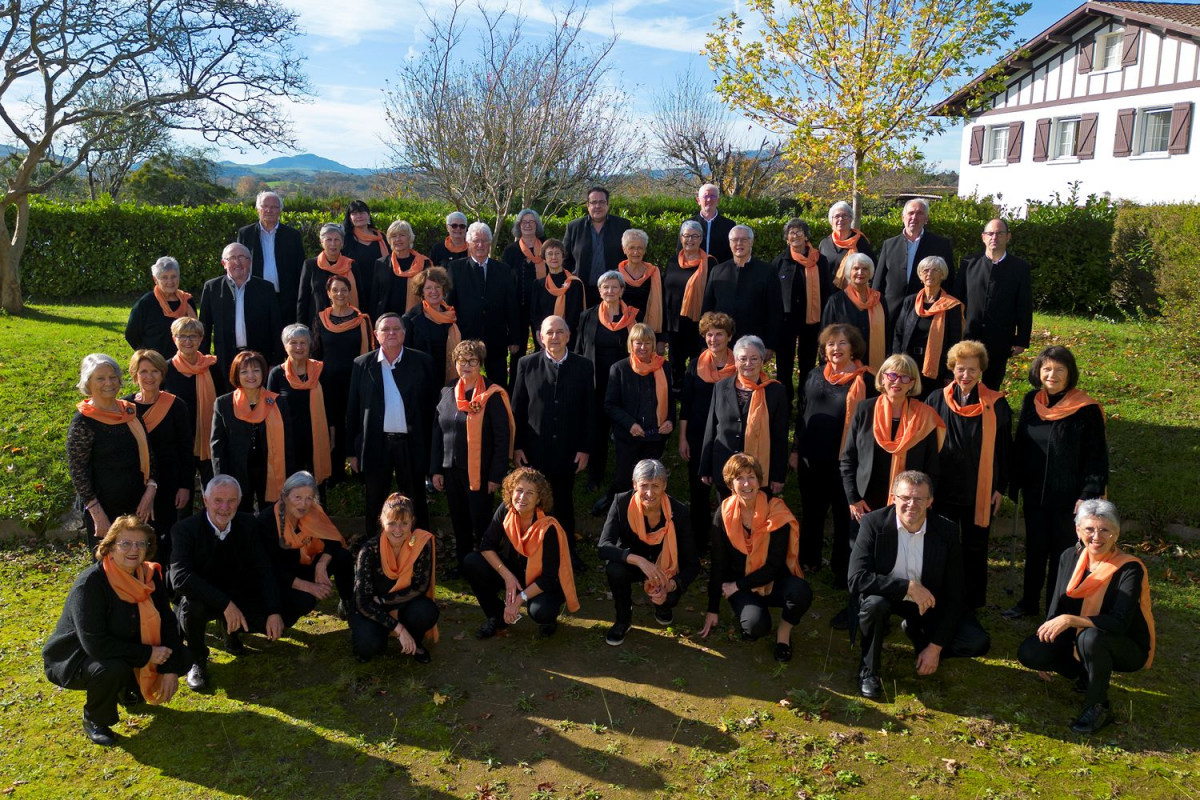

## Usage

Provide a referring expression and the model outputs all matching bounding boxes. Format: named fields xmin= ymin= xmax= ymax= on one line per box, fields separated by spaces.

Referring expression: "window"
xmin=1052 ymin=117 xmax=1081 ymax=159
xmin=986 ymin=126 xmax=1009 ymax=163
xmin=1136 ymin=107 xmax=1172 ymax=155
xmin=1096 ymin=30 xmax=1123 ymax=71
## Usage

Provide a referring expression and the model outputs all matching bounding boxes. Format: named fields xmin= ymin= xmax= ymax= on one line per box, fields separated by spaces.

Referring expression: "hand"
xmin=630 ymin=423 xmax=645 ymax=437
xmin=349 ymin=456 xmax=360 ymax=473
xmin=658 ymin=420 xmax=673 ymax=436
xmin=503 ymin=598 xmax=523 ymax=625
xmin=699 ymin=612 xmax=719 ymax=638
xmin=155 ymin=673 xmax=180 ymax=703
xmin=915 ymin=643 xmax=942 ymax=676
xmin=849 ymin=500 xmax=871 ymax=522
xmin=223 ymin=602 xmax=248 ymax=635
xmin=1011 ymin=346 xmax=1026 ymax=356
xmin=297 ymin=579 xmax=332 ymax=600
xmin=393 ymin=625 xmax=417 ymax=654
xmin=633 ymin=556 xmax=666 ymax=587
xmin=314 ymin=558 xmax=332 ymax=588
xmin=769 ymin=480 xmax=784 ymax=494
xmin=504 ymin=575 xmax=522 ymax=608
xmin=431 ymin=474 xmax=445 ymax=492
xmin=89 ymin=507 xmax=112 ymax=539
xmin=1037 ymin=615 xmax=1073 ymax=643
xmin=908 ymin=581 xmax=936 ymax=615
xmin=487 ymin=480 xmax=501 ymax=493
xmin=788 ymin=452 xmax=798 ymax=472
xmin=147 ymin=645 xmax=172 ymax=667
xmin=991 ymin=490 xmax=1003 ymax=515
xmin=265 ymin=613 xmax=284 ymax=641
xmin=174 ymin=488 xmax=191 ymax=510
xmin=701 ymin=476 xmax=712 ymax=486
xmin=678 ymin=439 xmax=690 ymax=462
xmin=574 ymin=452 xmax=589 ymax=473
xmin=509 ymin=344 xmax=521 ymax=354
xmin=136 ymin=489 xmax=156 ymax=523
xmin=721 ymin=581 xmax=738 ymax=599
xmin=513 ymin=449 xmax=528 ymax=467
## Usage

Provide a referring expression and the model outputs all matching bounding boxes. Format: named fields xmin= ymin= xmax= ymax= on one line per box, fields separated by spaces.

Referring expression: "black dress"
xmin=429 ymin=239 xmax=468 ymax=267
xmin=66 ymin=410 xmax=158 ymax=553
xmin=343 ymin=230 xmax=389 ymax=285
xmin=122 ymin=393 xmax=193 ymax=565
xmin=312 ymin=311 xmax=369 ymax=484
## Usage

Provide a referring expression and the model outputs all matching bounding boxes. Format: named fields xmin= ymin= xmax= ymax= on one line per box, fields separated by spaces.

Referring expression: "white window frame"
xmin=1051 ymin=116 xmax=1081 ymax=161
xmin=1134 ymin=106 xmax=1172 ymax=157
xmin=1095 ymin=30 xmax=1124 ymax=72
xmin=985 ymin=125 xmax=1010 ymax=165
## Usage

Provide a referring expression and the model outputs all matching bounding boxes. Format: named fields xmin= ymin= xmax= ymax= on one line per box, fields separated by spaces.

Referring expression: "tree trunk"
xmin=0 ymin=198 xmax=30 ymax=314
xmin=851 ymin=151 xmax=863 ymax=228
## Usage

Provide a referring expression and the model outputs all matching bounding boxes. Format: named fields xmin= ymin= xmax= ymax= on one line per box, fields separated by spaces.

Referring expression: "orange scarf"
xmin=380 ymin=529 xmax=439 ymax=642
xmin=354 ymin=227 xmax=389 ymax=260
xmin=232 ymin=389 xmax=287 ymax=502
xmin=153 ymin=287 xmax=195 ymax=320
xmin=719 ymin=492 xmax=802 ymax=596
xmin=318 ymin=307 xmax=373 ymax=356
xmin=318 ymin=252 xmax=358 ymax=308
xmin=627 ymin=493 xmax=678 ymax=592
xmin=825 ymin=361 xmax=871 ymax=454
xmin=171 ymin=353 xmax=218 ymax=460
xmin=283 ymin=359 xmax=331 ymax=483
xmin=274 ymin=499 xmax=345 ymax=565
xmin=102 ymin=557 xmax=164 ymax=703
xmin=831 ymin=228 xmax=864 ymax=254
xmin=913 ymin=290 xmax=963 ymax=379
xmin=737 ymin=373 xmax=779 ymax=477
xmin=1066 ymin=548 xmax=1155 ymax=668
xmin=454 ymin=377 xmax=516 ymax=491
xmin=943 ymin=383 xmax=1005 ymax=526
xmin=696 ymin=349 xmax=736 ymax=384
xmin=519 ymin=237 xmax=546 ymax=279
xmin=599 ymin=302 xmax=639 ymax=332
xmin=502 ymin=509 xmax=580 ymax=613
xmin=844 ymin=285 xmax=886 ymax=372
xmin=443 ymin=236 xmax=468 ymax=255
xmin=422 ymin=301 xmax=462 ymax=383
xmin=543 ymin=270 xmax=582 ymax=319
xmin=77 ymin=400 xmax=150 ymax=484
xmin=872 ymin=396 xmax=946 ymax=505
xmin=1034 ymin=388 xmax=1102 ymax=421
xmin=790 ymin=246 xmax=822 ymax=325
xmin=390 ymin=251 xmax=429 ymax=312
xmin=629 ymin=354 xmax=669 ymax=428
xmin=677 ymin=250 xmax=709 ymax=322
xmin=139 ymin=392 xmax=176 ymax=434
xmin=619 ymin=261 xmax=663 ymax=332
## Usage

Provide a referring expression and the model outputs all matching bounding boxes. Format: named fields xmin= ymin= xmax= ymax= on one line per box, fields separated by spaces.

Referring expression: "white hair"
xmin=282 ymin=470 xmax=319 ymax=497
xmin=632 ymin=459 xmax=669 ymax=485
xmin=1076 ymin=499 xmax=1121 ymax=531
xmin=282 ymin=324 xmax=311 ymax=345
xmin=386 ymin=219 xmax=414 ymax=239
xmin=222 ymin=242 xmax=251 ymax=261
xmin=204 ymin=474 xmax=243 ymax=500
xmin=446 ymin=211 xmax=468 ymax=226
xmin=828 ymin=201 xmax=853 ymax=222
xmin=698 ymin=183 xmax=719 ymax=196
xmin=621 ymin=229 xmax=649 ymax=249
xmin=150 ymin=256 xmax=180 ymax=280
xmin=679 ymin=220 xmax=703 ymax=237
xmin=540 ymin=314 xmax=568 ymax=334
xmin=511 ymin=209 xmax=544 ymax=239
xmin=77 ymin=353 xmax=121 ymax=395
xmin=466 ymin=221 xmax=492 ymax=241
xmin=730 ymin=224 xmax=754 ymax=241
xmin=256 ymin=191 xmax=283 ymax=210
xmin=597 ymin=269 xmax=625 ymax=289
xmin=905 ymin=198 xmax=930 ymax=215
xmin=732 ymin=335 xmax=766 ymax=360
xmin=319 ymin=223 xmax=344 ymax=240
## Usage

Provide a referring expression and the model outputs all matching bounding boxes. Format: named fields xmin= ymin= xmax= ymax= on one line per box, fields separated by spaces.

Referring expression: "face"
xmin=1076 ymin=516 xmax=1118 ymax=558
xmin=786 ymin=227 xmax=808 ymax=250
xmin=422 ymin=280 xmax=445 ymax=305
xmin=381 ymin=513 xmax=414 ymax=541
xmin=222 ymin=247 xmax=251 ymax=284
xmin=882 ymin=369 xmax=913 ymax=399
xmin=376 ymin=318 xmax=406 ymax=351
xmin=634 ymin=477 xmax=666 ymax=509
xmin=953 ymin=355 xmax=982 ymax=392
xmin=903 ymin=202 xmax=928 ymax=235
xmin=510 ymin=480 xmax=539 ymax=515
xmin=328 ymin=280 xmax=351 ymax=307
xmin=135 ymin=360 xmax=163 ymax=393
xmin=705 ymin=327 xmax=730 ymax=354
xmin=729 ymin=232 xmax=752 ymax=260
xmin=831 ymin=208 xmax=852 ymax=232
xmin=735 ymin=347 xmax=762 ymax=379
xmin=918 ymin=265 xmax=943 ymax=292
xmin=680 ymin=229 xmax=701 ymax=252
xmin=519 ymin=215 xmax=538 ymax=236
xmin=257 ymin=196 xmax=281 ymax=228
xmin=631 ymin=337 xmax=655 ymax=362
xmin=1039 ymin=359 xmax=1069 ymax=394
xmin=982 ymin=222 xmax=1010 ymax=252
xmin=321 ymin=232 xmax=343 ymax=256
xmin=849 ymin=261 xmax=871 ymax=286
xmin=205 ymin=483 xmax=241 ymax=528
xmin=587 ymin=191 xmax=609 ymax=223
xmin=173 ymin=329 xmax=200 ymax=356
xmin=155 ymin=270 xmax=180 ymax=294
xmin=389 ymin=228 xmax=413 ymax=253
xmin=623 ymin=240 xmax=646 ymax=263
xmin=455 ymin=351 xmax=481 ymax=381
xmin=285 ymin=336 xmax=310 ymax=362
xmin=349 ymin=209 xmax=370 ymax=229
xmin=447 ymin=219 xmax=467 ymax=241
xmin=599 ymin=278 xmax=623 ymax=304
xmin=111 ymin=529 xmax=149 ymax=573
xmin=238 ymin=360 xmax=263 ymax=390
xmin=285 ymin=485 xmax=315 ymax=519
xmin=87 ymin=363 xmax=122 ymax=400
xmin=467 ymin=233 xmax=491 ymax=262
xmin=544 ymin=247 xmax=564 ymax=272
xmin=698 ymin=186 xmax=719 ymax=215
xmin=893 ymin=480 xmax=932 ymax=530
xmin=824 ymin=335 xmax=852 ymax=365
xmin=732 ymin=468 xmax=759 ymax=501
xmin=541 ymin=319 xmax=570 ymax=352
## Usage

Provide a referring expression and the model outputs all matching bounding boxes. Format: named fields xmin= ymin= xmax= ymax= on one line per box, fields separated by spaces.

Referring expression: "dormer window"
xmin=1095 ymin=30 xmax=1123 ymax=71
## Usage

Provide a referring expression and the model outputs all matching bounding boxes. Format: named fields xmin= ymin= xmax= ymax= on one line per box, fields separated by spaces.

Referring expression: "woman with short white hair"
xmin=124 ymin=256 xmax=197 ymax=358
xmin=818 ymin=201 xmax=875 ymax=288
xmin=618 ymin=228 xmax=663 ymax=339
xmin=431 ymin=211 xmax=470 ymax=266
xmin=267 ymin=325 xmax=335 ymax=497
xmin=663 ymin=220 xmax=717 ymax=389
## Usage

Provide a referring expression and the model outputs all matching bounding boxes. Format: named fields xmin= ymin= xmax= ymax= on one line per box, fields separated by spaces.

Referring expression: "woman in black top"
xmin=1005 ymin=345 xmax=1108 ymax=620
xmin=821 ymin=252 xmax=888 ymax=375
xmin=892 ymin=256 xmax=963 ymax=400
xmin=124 ymin=256 xmax=197 ymax=358
xmin=528 ymin=238 xmax=585 ymax=342
xmin=298 ymin=223 xmax=370 ymax=327
xmin=604 ymin=323 xmax=675 ymax=506
xmin=401 ymin=266 xmax=459 ymax=385
xmin=342 ymin=199 xmax=390 ymax=277
xmin=818 ymin=201 xmax=875 ymax=287
xmin=502 ymin=208 xmax=545 ymax=382
xmin=266 ymin=325 xmax=333 ymax=497
xmin=164 ymin=317 xmax=225 ymax=498
xmin=772 ymin=218 xmax=833 ymax=408
xmin=664 ymin=221 xmax=716 ymax=392
xmin=124 ymin=349 xmax=193 ymax=567
xmin=42 ymin=517 xmax=190 ymax=746
xmin=67 ymin=354 xmax=159 ymax=553
xmin=429 ymin=210 xmax=469 ymax=266
xmin=369 ymin=219 xmax=429 ymax=321
xmin=351 ymin=493 xmax=438 ymax=664
xmin=312 ymin=274 xmax=373 ymax=484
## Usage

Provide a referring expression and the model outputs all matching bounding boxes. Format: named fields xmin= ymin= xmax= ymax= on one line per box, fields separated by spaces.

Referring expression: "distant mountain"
xmin=216 ymin=153 xmax=377 ymax=178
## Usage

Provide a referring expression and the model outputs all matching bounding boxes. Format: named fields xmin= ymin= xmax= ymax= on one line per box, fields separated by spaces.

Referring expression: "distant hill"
xmin=217 ymin=153 xmax=377 ymax=178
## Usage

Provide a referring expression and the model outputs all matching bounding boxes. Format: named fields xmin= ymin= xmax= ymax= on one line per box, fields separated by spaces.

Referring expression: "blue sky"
xmin=212 ymin=0 xmax=1071 ymax=172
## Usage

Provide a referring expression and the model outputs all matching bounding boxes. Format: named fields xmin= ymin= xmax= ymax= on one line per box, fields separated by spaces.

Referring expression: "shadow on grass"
xmin=18 ymin=306 xmax=127 ymax=333
xmin=1106 ymin=417 xmax=1200 ymax=528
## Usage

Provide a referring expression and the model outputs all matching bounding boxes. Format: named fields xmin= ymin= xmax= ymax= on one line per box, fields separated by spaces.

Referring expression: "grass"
xmin=2 ymin=300 xmax=1200 ymax=797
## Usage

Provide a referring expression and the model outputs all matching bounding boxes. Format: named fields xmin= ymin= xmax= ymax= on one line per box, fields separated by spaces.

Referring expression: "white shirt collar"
xmin=895 ymin=513 xmax=928 ymax=538
xmin=206 ymin=512 xmax=233 ymax=540
xmin=544 ymin=349 xmax=569 ymax=366
xmin=377 ymin=347 xmax=404 ymax=368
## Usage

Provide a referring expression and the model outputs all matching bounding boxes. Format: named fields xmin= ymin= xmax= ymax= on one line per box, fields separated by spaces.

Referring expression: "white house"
xmin=936 ymin=1 xmax=1200 ymax=213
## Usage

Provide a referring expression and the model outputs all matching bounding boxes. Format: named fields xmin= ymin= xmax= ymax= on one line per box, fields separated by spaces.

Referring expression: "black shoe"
xmin=590 ymin=496 xmax=610 ymax=517
xmin=336 ymin=599 xmax=350 ymax=621
xmin=476 ymin=617 xmax=507 ymax=639
xmin=1073 ymin=674 xmax=1089 ymax=694
xmin=1001 ymin=603 xmax=1032 ymax=620
xmin=606 ymin=622 xmax=630 ymax=646
xmin=540 ymin=622 xmax=558 ymax=637
xmin=1070 ymin=702 xmax=1113 ymax=734
xmin=186 ymin=663 xmax=209 ymax=691
xmin=774 ymin=642 xmax=793 ymax=663
xmin=830 ymin=606 xmax=851 ymax=631
xmin=355 ymin=654 xmax=371 ymax=664
xmin=119 ymin=687 xmax=143 ymax=710
xmin=653 ymin=606 xmax=674 ymax=626
xmin=413 ymin=648 xmax=432 ymax=664
xmin=224 ymin=631 xmax=245 ymax=655
xmin=859 ymin=671 xmax=883 ymax=700
xmin=82 ymin=717 xmax=116 ymax=747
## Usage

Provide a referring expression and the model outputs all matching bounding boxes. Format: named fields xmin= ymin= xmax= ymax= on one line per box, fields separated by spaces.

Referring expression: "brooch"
xmin=467 ymin=400 xmax=484 ymax=414
xmin=265 ymin=397 xmax=275 ymax=405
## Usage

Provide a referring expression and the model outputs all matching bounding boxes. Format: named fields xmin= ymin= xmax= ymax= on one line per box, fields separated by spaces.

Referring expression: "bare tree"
xmin=383 ymin=0 xmax=641 ymax=230
xmin=650 ymin=70 xmax=783 ymax=198
xmin=76 ymin=84 xmax=172 ymax=201
xmin=0 ymin=0 xmax=312 ymax=313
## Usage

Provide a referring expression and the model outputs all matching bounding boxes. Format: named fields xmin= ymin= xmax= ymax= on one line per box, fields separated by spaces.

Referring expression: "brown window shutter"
xmin=1033 ymin=118 xmax=1052 ymax=162
xmin=1121 ymin=27 xmax=1141 ymax=67
xmin=969 ymin=126 xmax=985 ymax=165
xmin=1006 ymin=121 xmax=1024 ymax=163
xmin=1078 ymin=37 xmax=1094 ymax=73
xmin=1113 ymin=108 xmax=1135 ymax=157
xmin=1169 ymin=102 xmax=1193 ymax=155
xmin=1078 ymin=113 xmax=1099 ymax=159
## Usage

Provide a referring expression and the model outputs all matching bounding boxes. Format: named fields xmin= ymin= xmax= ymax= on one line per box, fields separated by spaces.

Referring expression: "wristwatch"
xmin=519 ymin=590 xmax=529 ymax=603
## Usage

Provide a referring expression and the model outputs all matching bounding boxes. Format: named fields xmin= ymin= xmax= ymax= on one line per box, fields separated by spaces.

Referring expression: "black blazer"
xmin=446 ymin=257 xmax=521 ymax=351
xmin=872 ymin=230 xmax=955 ymax=324
xmin=689 ymin=212 xmax=737 ymax=265
xmin=344 ymin=347 xmax=438 ymax=475
xmin=699 ymin=375 xmax=789 ymax=488
xmin=510 ymin=351 xmax=595 ymax=471
xmin=598 ymin=490 xmax=700 ymax=593
xmin=529 ymin=271 xmax=586 ymax=339
xmin=840 ymin=396 xmax=941 ymax=507
xmin=430 ymin=378 xmax=511 ymax=484
xmin=1045 ymin=545 xmax=1151 ymax=653
xmin=562 ymin=213 xmax=632 ymax=291
xmin=925 ymin=386 xmax=1012 ymax=508
xmin=604 ymin=358 xmax=676 ymax=444
xmin=198 ymin=275 xmax=283 ymax=378
xmin=297 ymin=255 xmax=369 ymax=330
xmin=369 ymin=253 xmax=426 ymax=321
xmin=701 ymin=258 xmax=784 ymax=351
xmin=210 ymin=391 xmax=295 ymax=498
xmin=124 ymin=291 xmax=198 ymax=358
xmin=1010 ymin=390 xmax=1108 ymax=508
xmin=679 ymin=355 xmax=729 ymax=456
xmin=820 ymin=290 xmax=888 ymax=370
xmin=771 ymin=248 xmax=834 ymax=330
xmin=42 ymin=562 xmax=190 ymax=688
xmin=169 ymin=510 xmax=284 ymax=615
xmin=848 ymin=506 xmax=964 ymax=647
xmin=818 ymin=234 xmax=876 ymax=285
xmin=891 ymin=291 xmax=964 ymax=387
xmin=236 ymin=222 xmax=306 ymax=326
xmin=954 ymin=252 xmax=1033 ymax=356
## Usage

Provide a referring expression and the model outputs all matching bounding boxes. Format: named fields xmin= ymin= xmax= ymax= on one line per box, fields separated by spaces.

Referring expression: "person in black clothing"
xmin=266 ymin=325 xmax=334 ymax=498
xmin=663 ymin=221 xmax=717 ymax=390
xmin=690 ymin=183 xmax=736 ymax=265
xmin=598 ymin=459 xmax=700 ymax=646
xmin=312 ymin=274 xmax=374 ymax=485
xmin=125 ymin=349 xmax=194 ymax=569
xmin=199 ymin=242 xmax=283 ymax=382
xmin=298 ymin=223 xmax=370 ymax=328
xmin=699 ymin=453 xmax=812 ymax=662
xmin=1005 ymin=346 xmax=1108 ymax=620
xmin=1017 ymin=500 xmax=1154 ymax=735
xmin=43 ymin=517 xmax=190 ymax=746
xmin=701 ymin=225 xmax=784 ymax=355
xmin=820 ymin=252 xmax=888 ymax=375
xmin=446 ymin=221 xmax=521 ymax=387
xmin=528 ymin=238 xmax=585 ymax=342
xmin=165 ymin=317 xmax=224 ymax=504
xmin=370 ymin=219 xmax=430 ymax=320
xmin=462 ymin=467 xmax=580 ymax=639
xmin=818 ymin=201 xmax=875 ymax=288
xmin=561 ymin=186 xmax=632 ymax=307
xmin=429 ymin=210 xmax=469 ymax=267
xmin=124 ymin=256 xmax=197 ymax=358
xmin=351 ymin=493 xmax=439 ymax=664
xmin=773 ymin=218 xmax=833 ymax=407
xmin=925 ymin=341 xmax=1011 ymax=610
xmin=342 ymin=199 xmax=390 ymax=277
xmin=502 ymin=208 xmax=546 ymax=385
xmin=891 ymin=256 xmax=963 ymax=400
xmin=872 ymin=198 xmax=956 ymax=325
xmin=170 ymin=476 xmax=290 ymax=692
xmin=431 ymin=340 xmax=512 ymax=578
xmin=235 ymin=190 xmax=307 ymax=326
xmin=401 ymin=266 xmax=459 ymax=385
xmin=604 ymin=323 xmax=675 ymax=509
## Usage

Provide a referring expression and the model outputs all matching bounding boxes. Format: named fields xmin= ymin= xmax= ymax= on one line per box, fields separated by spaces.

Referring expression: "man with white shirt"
xmin=873 ymin=198 xmax=956 ymax=327
xmin=848 ymin=471 xmax=990 ymax=699
xmin=447 ymin=222 xmax=521 ymax=387
xmin=235 ymin=191 xmax=306 ymax=325
xmin=345 ymin=313 xmax=438 ymax=535
xmin=199 ymin=242 xmax=282 ymax=381
xmin=688 ymin=183 xmax=736 ymax=265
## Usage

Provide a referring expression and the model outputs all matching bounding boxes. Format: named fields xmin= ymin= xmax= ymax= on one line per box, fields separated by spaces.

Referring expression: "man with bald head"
xmin=873 ymin=199 xmax=956 ymax=327
xmin=199 ymin=242 xmax=283 ymax=379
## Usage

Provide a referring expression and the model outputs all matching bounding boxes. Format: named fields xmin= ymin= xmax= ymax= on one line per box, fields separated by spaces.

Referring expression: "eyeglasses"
xmin=894 ymin=494 xmax=930 ymax=506
xmin=1080 ymin=526 xmax=1116 ymax=537
xmin=456 ymin=358 xmax=480 ymax=367
xmin=174 ymin=334 xmax=201 ymax=341
xmin=114 ymin=540 xmax=149 ymax=551
xmin=882 ymin=372 xmax=914 ymax=384
xmin=448 ymin=223 xmax=467 ymax=230
xmin=982 ymin=230 xmax=1008 ymax=237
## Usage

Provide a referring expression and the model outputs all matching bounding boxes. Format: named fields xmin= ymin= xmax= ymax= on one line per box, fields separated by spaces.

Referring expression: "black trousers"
xmin=1021 ymin=502 xmax=1076 ymax=615
xmin=287 ymin=546 xmax=355 ymax=604
xmin=799 ymin=459 xmax=851 ymax=585
xmin=1017 ymin=627 xmax=1147 ymax=708
xmin=484 ymin=351 xmax=509 ymax=393
xmin=177 ymin=593 xmax=304 ymax=665
xmin=667 ymin=322 xmax=700 ymax=394
xmin=686 ymin=454 xmax=714 ymax=557
xmin=179 ymin=458 xmax=215 ymax=519
xmin=348 ymin=598 xmax=440 ymax=661
xmin=777 ymin=316 xmax=820 ymax=409
xmin=982 ymin=348 xmax=1009 ymax=392
xmin=726 ymin=574 xmax=813 ymax=640
xmin=362 ymin=433 xmax=430 ymax=538
xmin=938 ymin=501 xmax=992 ymax=609
xmin=857 ymin=594 xmax=991 ymax=675
xmin=605 ymin=561 xmax=683 ymax=624
xmin=63 ymin=656 xmax=139 ymax=727
xmin=443 ymin=466 xmax=497 ymax=565
xmin=587 ymin=397 xmax=612 ymax=492
xmin=530 ymin=458 xmax=579 ymax=551
xmin=461 ymin=551 xmax=565 ymax=624
xmin=508 ymin=340 xmax=526 ymax=392
xmin=611 ymin=438 xmax=665 ymax=499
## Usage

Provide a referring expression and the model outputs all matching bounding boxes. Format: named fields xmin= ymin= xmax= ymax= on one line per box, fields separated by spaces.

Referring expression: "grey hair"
xmin=828 ymin=201 xmax=853 ymax=222
xmin=843 ymin=252 xmax=875 ymax=279
xmin=621 ymin=228 xmax=649 ymax=249
xmin=282 ymin=323 xmax=311 ymax=345
xmin=77 ymin=353 xmax=121 ymax=395
xmin=204 ymin=473 xmax=243 ymax=499
xmin=511 ymin=209 xmax=544 ymax=239
xmin=282 ymin=470 xmax=319 ymax=497
xmin=466 ymin=221 xmax=492 ymax=241
xmin=256 ymin=191 xmax=283 ymax=210
xmin=1075 ymin=499 xmax=1121 ymax=531
xmin=632 ymin=459 xmax=669 ymax=485
xmin=445 ymin=211 xmax=467 ymax=226
xmin=319 ymin=223 xmax=344 ymax=240
xmin=732 ymin=335 xmax=766 ymax=360
xmin=730 ymin=224 xmax=754 ymax=241
xmin=697 ymin=182 xmax=719 ymax=197
xmin=597 ymin=269 xmax=625 ymax=289
xmin=892 ymin=470 xmax=933 ymax=493
xmin=150 ymin=256 xmax=180 ymax=280
xmin=904 ymin=197 xmax=930 ymax=215
xmin=222 ymin=242 xmax=251 ymax=261
xmin=679 ymin=220 xmax=703 ymax=238
xmin=916 ymin=255 xmax=949 ymax=282
xmin=386 ymin=219 xmax=414 ymax=240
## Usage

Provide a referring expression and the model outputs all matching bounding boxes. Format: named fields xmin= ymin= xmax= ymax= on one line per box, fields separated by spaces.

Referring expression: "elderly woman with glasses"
xmin=298 ymin=223 xmax=370 ymax=327
xmin=430 ymin=211 xmax=470 ymax=266
xmin=370 ymin=219 xmax=430 ymax=320
xmin=818 ymin=201 xmax=875 ymax=287
xmin=664 ymin=220 xmax=717 ymax=390
xmin=892 ymin=256 xmax=963 ymax=400
xmin=125 ymin=256 xmax=197 ymax=358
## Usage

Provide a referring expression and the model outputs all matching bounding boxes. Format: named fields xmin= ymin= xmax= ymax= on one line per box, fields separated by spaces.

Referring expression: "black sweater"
xmin=707 ymin=513 xmax=792 ymax=613
xmin=1010 ymin=390 xmax=1108 ymax=508
xmin=169 ymin=511 xmax=284 ymax=615
xmin=479 ymin=505 xmax=563 ymax=594
xmin=793 ymin=366 xmax=877 ymax=466
xmin=122 ymin=393 xmax=194 ymax=496
xmin=925 ymin=386 xmax=1012 ymax=507
xmin=604 ymin=358 xmax=676 ymax=444
xmin=598 ymin=491 xmax=700 ymax=592
xmin=1045 ymin=546 xmax=1151 ymax=653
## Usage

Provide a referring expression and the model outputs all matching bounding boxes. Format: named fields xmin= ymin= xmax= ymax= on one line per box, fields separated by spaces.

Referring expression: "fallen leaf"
xmin=453 ymin=631 xmax=467 ymax=640
xmin=778 ymin=698 xmax=792 ymax=708
xmin=942 ymin=758 xmax=961 ymax=774
xmin=432 ymin=692 xmax=449 ymax=706
xmin=533 ymin=725 xmax=547 ymax=737
xmin=480 ymin=712 xmax=493 ymax=720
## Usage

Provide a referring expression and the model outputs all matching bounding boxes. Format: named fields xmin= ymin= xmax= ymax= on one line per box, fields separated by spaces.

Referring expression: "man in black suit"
xmin=511 ymin=315 xmax=595 ymax=566
xmin=446 ymin=222 xmax=521 ymax=387
xmin=848 ymin=470 xmax=991 ymax=699
xmin=235 ymin=191 xmax=306 ymax=325
xmin=345 ymin=313 xmax=438 ymax=536
xmin=953 ymin=219 xmax=1033 ymax=390
xmin=700 ymin=225 xmax=784 ymax=354
xmin=170 ymin=475 xmax=291 ymax=691
xmin=872 ymin=199 xmax=956 ymax=326
xmin=562 ymin=186 xmax=632 ymax=307
xmin=199 ymin=243 xmax=283 ymax=381
xmin=689 ymin=183 xmax=736 ymax=265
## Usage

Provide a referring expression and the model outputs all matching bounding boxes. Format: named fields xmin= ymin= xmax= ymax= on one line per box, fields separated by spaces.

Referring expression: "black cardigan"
xmin=124 ymin=291 xmax=197 ymax=358
xmin=1045 ymin=545 xmax=1151 ymax=653
xmin=840 ymin=396 xmax=941 ymax=508
xmin=598 ymin=490 xmax=700 ymax=593
xmin=925 ymin=386 xmax=1012 ymax=508
xmin=430 ymin=379 xmax=511 ymax=483
xmin=699 ymin=376 xmax=789 ymax=487
xmin=678 ymin=354 xmax=730 ymax=456
xmin=707 ymin=506 xmax=793 ymax=613
xmin=604 ymin=358 xmax=676 ymax=444
xmin=210 ymin=392 xmax=295 ymax=498
xmin=1010 ymin=389 xmax=1108 ymax=508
